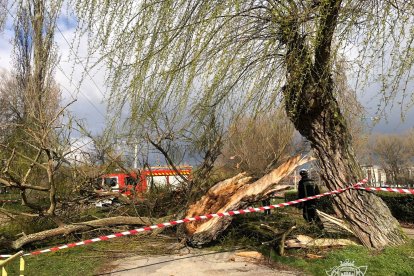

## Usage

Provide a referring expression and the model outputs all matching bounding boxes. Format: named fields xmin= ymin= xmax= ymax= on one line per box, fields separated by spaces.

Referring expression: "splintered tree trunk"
xmin=184 ymin=155 xmax=313 ymax=246
xmin=282 ymin=0 xmax=405 ymax=249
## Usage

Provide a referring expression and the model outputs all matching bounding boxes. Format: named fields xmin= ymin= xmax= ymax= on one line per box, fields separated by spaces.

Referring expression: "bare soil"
xmin=99 ymin=249 xmax=303 ymax=276
xmin=402 ymin=227 xmax=414 ymax=239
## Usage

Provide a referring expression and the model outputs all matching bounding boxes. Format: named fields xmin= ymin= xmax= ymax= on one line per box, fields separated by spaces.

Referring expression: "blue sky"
xmin=0 ymin=11 xmax=108 ymax=135
xmin=1 ymin=10 xmax=413 ymax=136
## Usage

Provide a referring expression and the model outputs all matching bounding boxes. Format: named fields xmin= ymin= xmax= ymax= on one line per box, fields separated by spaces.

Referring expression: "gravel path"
xmin=402 ymin=227 xmax=414 ymax=239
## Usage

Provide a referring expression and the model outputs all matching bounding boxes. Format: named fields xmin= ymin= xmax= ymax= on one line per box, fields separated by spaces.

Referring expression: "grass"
xmin=2 ymin=200 xmax=414 ymax=275
xmin=214 ymin=208 xmax=414 ymax=276
xmin=0 ymin=192 xmax=20 ymax=201
xmin=2 ymin=235 xmax=178 ymax=276
xmin=4 ymin=234 xmax=413 ymax=276
xmin=269 ymin=240 xmax=414 ymax=275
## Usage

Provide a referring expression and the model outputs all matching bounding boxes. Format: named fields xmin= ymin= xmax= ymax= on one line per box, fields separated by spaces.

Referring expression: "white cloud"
xmin=1 ymin=6 xmax=412 ymax=136
xmin=0 ymin=13 xmax=109 ymax=135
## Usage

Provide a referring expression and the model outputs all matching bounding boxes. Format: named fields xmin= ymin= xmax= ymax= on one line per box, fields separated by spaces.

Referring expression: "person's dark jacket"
xmin=298 ymin=177 xmax=320 ymax=205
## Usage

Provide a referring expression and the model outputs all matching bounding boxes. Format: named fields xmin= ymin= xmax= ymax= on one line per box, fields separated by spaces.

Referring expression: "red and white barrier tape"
xmin=5 ymin=181 xmax=413 ymax=259
xmin=354 ymin=186 xmax=414 ymax=195
xmin=0 ymin=200 xmax=19 ymax=203
xmin=0 ymin=178 xmax=379 ymax=259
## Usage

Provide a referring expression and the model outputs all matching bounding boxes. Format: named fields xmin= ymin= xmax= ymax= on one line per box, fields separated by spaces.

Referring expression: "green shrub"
xmin=284 ymin=190 xmax=335 ymax=214
xmin=284 ymin=190 xmax=299 ymax=206
xmin=377 ymin=191 xmax=414 ymax=223
xmin=284 ymin=189 xmax=414 ymax=223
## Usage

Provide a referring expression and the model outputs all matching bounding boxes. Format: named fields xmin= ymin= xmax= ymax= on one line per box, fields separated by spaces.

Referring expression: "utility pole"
xmin=134 ymin=143 xmax=138 ymax=169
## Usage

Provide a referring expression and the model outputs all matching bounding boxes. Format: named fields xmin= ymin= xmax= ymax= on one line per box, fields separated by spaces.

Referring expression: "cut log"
xmin=235 ymin=251 xmax=264 ymax=260
xmin=11 ymin=216 xmax=163 ymax=249
xmin=285 ymin=235 xmax=359 ymax=248
xmin=185 ymin=155 xmax=314 ymax=246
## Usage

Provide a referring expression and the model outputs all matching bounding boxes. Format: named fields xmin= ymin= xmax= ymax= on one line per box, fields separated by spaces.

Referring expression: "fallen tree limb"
xmin=260 ymin=223 xmax=296 ymax=256
xmin=185 ymin=155 xmax=314 ymax=246
xmin=279 ymin=225 xmax=297 ymax=256
xmin=317 ymin=210 xmax=355 ymax=235
xmin=285 ymin=234 xmax=359 ymax=248
xmin=0 ymin=207 xmax=39 ymax=219
xmin=11 ymin=216 xmax=163 ymax=249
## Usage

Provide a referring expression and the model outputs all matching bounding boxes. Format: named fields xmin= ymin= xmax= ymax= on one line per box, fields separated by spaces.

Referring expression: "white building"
xmin=361 ymin=165 xmax=387 ymax=187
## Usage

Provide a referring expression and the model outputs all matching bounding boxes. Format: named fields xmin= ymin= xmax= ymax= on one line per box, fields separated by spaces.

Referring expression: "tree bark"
xmin=11 ymin=216 xmax=157 ymax=249
xmin=282 ymin=0 xmax=405 ymax=249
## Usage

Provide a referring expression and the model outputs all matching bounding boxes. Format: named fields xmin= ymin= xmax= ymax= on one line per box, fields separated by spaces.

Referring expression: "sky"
xmin=0 ymin=10 xmax=108 ymax=136
xmin=0 ymin=7 xmax=413 ymax=137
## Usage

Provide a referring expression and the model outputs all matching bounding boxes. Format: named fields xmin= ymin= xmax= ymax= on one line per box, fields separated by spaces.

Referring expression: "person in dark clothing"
xmin=297 ymin=169 xmax=320 ymax=222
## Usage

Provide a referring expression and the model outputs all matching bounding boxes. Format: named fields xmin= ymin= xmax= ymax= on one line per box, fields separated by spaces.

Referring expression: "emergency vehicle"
xmin=101 ymin=167 xmax=192 ymax=197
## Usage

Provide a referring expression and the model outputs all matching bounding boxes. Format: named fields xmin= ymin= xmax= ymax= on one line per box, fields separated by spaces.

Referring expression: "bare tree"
xmin=0 ymin=0 xmax=66 ymax=218
xmin=371 ymin=133 xmax=414 ymax=186
xmin=219 ymin=108 xmax=294 ymax=177
xmin=0 ymin=0 xmax=6 ymax=32
xmin=74 ymin=0 xmax=414 ymax=248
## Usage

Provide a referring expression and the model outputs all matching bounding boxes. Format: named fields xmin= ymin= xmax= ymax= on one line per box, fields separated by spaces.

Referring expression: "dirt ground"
xmin=402 ymin=227 xmax=414 ymax=239
xmin=100 ymin=249 xmax=302 ymax=276
xmin=98 ymin=224 xmax=414 ymax=276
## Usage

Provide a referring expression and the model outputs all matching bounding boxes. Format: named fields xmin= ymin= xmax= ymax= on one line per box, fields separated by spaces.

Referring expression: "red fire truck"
xmin=101 ymin=167 xmax=192 ymax=197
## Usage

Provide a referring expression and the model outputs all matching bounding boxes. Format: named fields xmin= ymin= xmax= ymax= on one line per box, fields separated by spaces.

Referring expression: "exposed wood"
xmin=185 ymin=155 xmax=314 ymax=246
xmin=306 ymin=253 xmax=323 ymax=259
xmin=11 ymin=216 xmax=160 ymax=249
xmin=285 ymin=235 xmax=358 ymax=248
xmin=316 ymin=210 xmax=354 ymax=235
xmin=234 ymin=251 xmax=264 ymax=260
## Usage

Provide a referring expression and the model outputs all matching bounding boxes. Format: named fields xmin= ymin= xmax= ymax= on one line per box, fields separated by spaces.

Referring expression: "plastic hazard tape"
xmin=354 ymin=186 xmax=414 ymax=195
xmin=0 ymin=200 xmax=19 ymax=203
xmin=0 ymin=179 xmax=369 ymax=258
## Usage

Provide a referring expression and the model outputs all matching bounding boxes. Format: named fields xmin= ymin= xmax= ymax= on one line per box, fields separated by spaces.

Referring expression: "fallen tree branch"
xmin=285 ymin=235 xmax=359 ymax=248
xmin=0 ymin=207 xmax=39 ymax=218
xmin=11 ymin=216 xmax=167 ymax=249
xmin=279 ymin=225 xmax=296 ymax=256
xmin=185 ymin=155 xmax=314 ymax=246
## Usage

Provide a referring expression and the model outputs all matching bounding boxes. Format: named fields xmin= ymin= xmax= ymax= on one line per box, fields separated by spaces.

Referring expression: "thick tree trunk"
xmin=310 ymin=124 xmax=404 ymax=248
xmin=282 ymin=0 xmax=405 ymax=249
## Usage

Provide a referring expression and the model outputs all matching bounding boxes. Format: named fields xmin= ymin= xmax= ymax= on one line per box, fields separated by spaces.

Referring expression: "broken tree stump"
xmin=184 ymin=155 xmax=314 ymax=246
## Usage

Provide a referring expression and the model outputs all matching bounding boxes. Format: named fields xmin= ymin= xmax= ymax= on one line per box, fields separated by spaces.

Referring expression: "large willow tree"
xmin=75 ymin=0 xmax=414 ymax=248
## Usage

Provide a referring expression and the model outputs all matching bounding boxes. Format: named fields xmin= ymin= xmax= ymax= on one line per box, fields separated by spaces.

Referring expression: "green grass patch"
xmin=0 ymin=192 xmax=20 ymax=201
xmin=214 ymin=207 xmax=414 ymax=275
xmin=269 ymin=239 xmax=414 ymax=275
xmin=2 ymin=235 xmax=177 ymax=276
